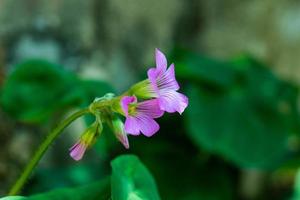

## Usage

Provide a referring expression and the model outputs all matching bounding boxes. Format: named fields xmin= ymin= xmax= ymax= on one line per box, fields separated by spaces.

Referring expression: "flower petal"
xmin=69 ymin=141 xmax=87 ymax=161
xmin=157 ymin=64 xmax=179 ymax=91
xmin=124 ymin=115 xmax=160 ymax=137
xmin=147 ymin=67 xmax=159 ymax=93
xmin=155 ymin=48 xmax=167 ymax=75
xmin=124 ymin=116 xmax=141 ymax=135
xmin=121 ymin=96 xmax=137 ymax=116
xmin=137 ymin=99 xmax=164 ymax=118
xmin=159 ymin=90 xmax=188 ymax=114
xmin=138 ymin=115 xmax=160 ymax=137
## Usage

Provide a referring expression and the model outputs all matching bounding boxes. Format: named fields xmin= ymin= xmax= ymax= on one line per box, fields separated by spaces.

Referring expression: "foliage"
xmin=111 ymin=155 xmax=160 ymax=200
xmin=173 ymin=49 xmax=300 ymax=168
xmin=0 ymin=155 xmax=158 ymax=200
xmin=0 ymin=197 xmax=27 ymax=200
xmin=0 ymin=60 xmax=113 ymax=123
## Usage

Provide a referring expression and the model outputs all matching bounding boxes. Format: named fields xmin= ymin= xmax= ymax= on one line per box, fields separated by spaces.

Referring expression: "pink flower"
xmin=121 ymin=96 xmax=164 ymax=137
xmin=147 ymin=49 xmax=188 ymax=114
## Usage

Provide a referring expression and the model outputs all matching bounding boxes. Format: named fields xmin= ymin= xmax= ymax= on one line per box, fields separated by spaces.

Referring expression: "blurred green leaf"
xmin=0 ymin=60 xmax=83 ymax=123
xmin=0 ymin=197 xmax=27 ymax=200
xmin=183 ymin=54 xmax=300 ymax=168
xmin=24 ymin=163 xmax=108 ymax=195
xmin=79 ymin=80 xmax=115 ymax=106
xmin=291 ymin=169 xmax=300 ymax=200
xmin=111 ymin=155 xmax=160 ymax=200
xmin=172 ymin=48 xmax=236 ymax=88
xmin=27 ymin=178 xmax=110 ymax=200
xmin=80 ymin=80 xmax=115 ymax=125
xmin=186 ymin=85 xmax=286 ymax=168
xmin=231 ymin=56 xmax=300 ymax=131
xmin=0 ymin=60 xmax=115 ymax=124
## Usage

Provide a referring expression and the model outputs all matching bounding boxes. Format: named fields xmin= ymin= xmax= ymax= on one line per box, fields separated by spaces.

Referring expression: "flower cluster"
xmin=69 ymin=49 xmax=188 ymax=161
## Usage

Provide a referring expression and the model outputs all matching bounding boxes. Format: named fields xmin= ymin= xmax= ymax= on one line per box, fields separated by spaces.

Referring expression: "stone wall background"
xmin=1 ymin=0 xmax=300 ymax=85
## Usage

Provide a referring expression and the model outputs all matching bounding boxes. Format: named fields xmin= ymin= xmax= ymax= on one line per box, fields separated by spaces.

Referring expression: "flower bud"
xmin=69 ymin=121 xmax=102 ymax=161
xmin=109 ymin=114 xmax=129 ymax=149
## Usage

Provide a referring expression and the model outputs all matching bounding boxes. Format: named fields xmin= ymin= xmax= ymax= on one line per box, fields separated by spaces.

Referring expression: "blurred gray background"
xmin=2 ymin=0 xmax=300 ymax=87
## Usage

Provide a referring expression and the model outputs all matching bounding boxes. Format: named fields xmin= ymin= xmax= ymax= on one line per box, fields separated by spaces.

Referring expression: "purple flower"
xmin=147 ymin=49 xmax=188 ymax=114
xmin=121 ymin=96 xmax=164 ymax=137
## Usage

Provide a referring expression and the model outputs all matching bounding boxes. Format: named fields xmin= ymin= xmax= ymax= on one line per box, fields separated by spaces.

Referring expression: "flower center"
xmin=128 ymin=104 xmax=137 ymax=116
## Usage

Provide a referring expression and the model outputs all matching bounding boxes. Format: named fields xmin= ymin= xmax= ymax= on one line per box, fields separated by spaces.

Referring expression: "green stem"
xmin=8 ymin=108 xmax=90 ymax=196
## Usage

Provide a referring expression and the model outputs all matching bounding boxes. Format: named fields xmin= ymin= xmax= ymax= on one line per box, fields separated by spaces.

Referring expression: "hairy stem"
xmin=8 ymin=108 xmax=90 ymax=195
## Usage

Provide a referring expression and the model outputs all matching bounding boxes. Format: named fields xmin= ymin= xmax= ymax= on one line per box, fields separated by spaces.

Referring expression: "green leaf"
xmin=0 ymin=197 xmax=27 ymax=200
xmin=111 ymin=155 xmax=160 ymax=200
xmin=184 ymin=56 xmax=300 ymax=168
xmin=291 ymin=169 xmax=300 ymax=200
xmin=1 ymin=60 xmax=83 ymax=123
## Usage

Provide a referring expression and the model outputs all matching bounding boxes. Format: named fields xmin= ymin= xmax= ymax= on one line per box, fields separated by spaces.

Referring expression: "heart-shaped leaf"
xmin=111 ymin=155 xmax=160 ymax=200
xmin=183 ymin=54 xmax=300 ymax=168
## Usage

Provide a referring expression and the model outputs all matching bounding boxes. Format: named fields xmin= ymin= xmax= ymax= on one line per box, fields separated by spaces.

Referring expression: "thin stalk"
xmin=8 ymin=108 xmax=90 ymax=195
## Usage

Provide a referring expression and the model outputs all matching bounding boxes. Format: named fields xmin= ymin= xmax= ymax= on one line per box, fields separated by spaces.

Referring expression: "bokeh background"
xmin=1 ymin=0 xmax=300 ymax=199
